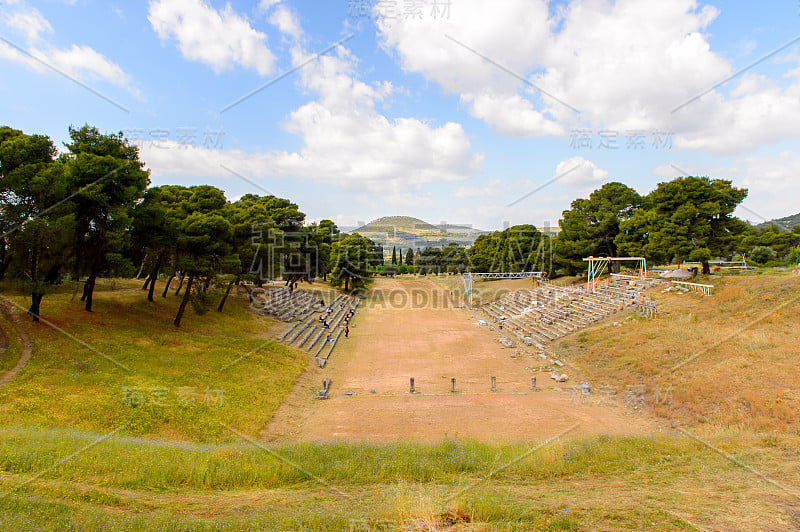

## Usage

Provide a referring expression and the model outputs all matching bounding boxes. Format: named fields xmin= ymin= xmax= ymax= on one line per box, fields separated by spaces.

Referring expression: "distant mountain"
xmin=350 ymin=216 xmax=488 ymax=254
xmin=756 ymin=212 xmax=800 ymax=230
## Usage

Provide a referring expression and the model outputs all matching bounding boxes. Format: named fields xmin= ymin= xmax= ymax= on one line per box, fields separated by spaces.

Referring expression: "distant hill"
xmin=757 ymin=212 xmax=800 ymax=230
xmin=350 ymin=216 xmax=488 ymax=254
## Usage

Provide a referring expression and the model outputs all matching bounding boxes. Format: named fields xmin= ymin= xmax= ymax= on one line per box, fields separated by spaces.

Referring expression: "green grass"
xmin=0 ymin=426 xmax=797 ymax=530
xmin=0 ymin=426 xmax=704 ymax=490
xmin=0 ymin=280 xmax=306 ymax=442
xmin=0 ymin=314 xmax=22 ymax=375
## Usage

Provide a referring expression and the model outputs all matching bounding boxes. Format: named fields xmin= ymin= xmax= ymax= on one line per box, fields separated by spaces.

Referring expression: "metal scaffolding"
xmin=583 ymin=256 xmax=646 ymax=293
xmin=461 ymin=272 xmax=547 ymax=309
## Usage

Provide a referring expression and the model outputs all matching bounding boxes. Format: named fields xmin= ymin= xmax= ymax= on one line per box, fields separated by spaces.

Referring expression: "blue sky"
xmin=1 ymin=0 xmax=799 ymax=231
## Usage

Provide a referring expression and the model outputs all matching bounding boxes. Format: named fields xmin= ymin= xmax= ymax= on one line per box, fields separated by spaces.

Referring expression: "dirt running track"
xmin=271 ymin=278 xmax=661 ymax=442
xmin=0 ymin=304 xmax=34 ymax=388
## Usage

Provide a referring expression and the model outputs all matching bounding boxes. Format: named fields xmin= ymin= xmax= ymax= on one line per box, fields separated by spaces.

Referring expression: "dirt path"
xmin=0 ymin=304 xmax=34 ymax=388
xmin=267 ymin=278 xmax=662 ymax=442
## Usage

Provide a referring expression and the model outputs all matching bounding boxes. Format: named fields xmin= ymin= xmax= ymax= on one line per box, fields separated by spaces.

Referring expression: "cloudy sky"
xmin=1 ymin=0 xmax=798 ymax=230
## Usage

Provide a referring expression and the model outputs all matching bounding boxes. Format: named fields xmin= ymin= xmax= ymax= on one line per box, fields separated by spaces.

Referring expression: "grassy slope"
xmin=1 ymin=275 xmax=799 ymax=530
xmin=554 ymin=272 xmax=800 ymax=432
xmin=0 ymin=280 xmax=306 ymax=442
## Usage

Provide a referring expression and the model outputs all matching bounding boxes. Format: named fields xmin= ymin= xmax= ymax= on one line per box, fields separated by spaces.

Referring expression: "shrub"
xmin=787 ymin=247 xmax=800 ymax=266
xmin=749 ymin=246 xmax=777 ymax=264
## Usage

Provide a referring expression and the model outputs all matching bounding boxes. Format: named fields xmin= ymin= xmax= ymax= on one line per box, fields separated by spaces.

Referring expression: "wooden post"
xmin=451 ymin=377 xmax=456 ymax=393
xmin=491 ymin=376 xmax=497 ymax=392
xmin=410 ymin=377 xmax=415 ymax=393
xmin=531 ymin=376 xmax=537 ymax=390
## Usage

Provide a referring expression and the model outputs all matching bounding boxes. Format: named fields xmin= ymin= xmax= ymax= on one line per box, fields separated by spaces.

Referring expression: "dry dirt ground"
xmin=264 ymin=278 xmax=664 ymax=442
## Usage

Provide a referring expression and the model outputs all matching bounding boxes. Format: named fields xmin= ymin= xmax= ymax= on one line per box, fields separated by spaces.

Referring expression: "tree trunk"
xmin=147 ymin=276 xmax=157 ymax=301
xmin=0 ymin=245 xmax=8 ymax=280
xmin=702 ymin=260 xmax=710 ymax=275
xmin=84 ymin=270 xmax=97 ymax=312
xmin=344 ymin=277 xmax=349 ymax=292
xmin=135 ymin=255 xmax=147 ymax=280
xmin=146 ymin=253 xmax=163 ymax=302
xmin=142 ymin=276 xmax=151 ymax=290
xmin=28 ymin=293 xmax=43 ymax=322
xmin=162 ymin=275 xmax=173 ymax=297
xmin=174 ymin=274 xmax=194 ymax=327
xmin=217 ymin=280 xmax=236 ymax=312
xmin=174 ymin=272 xmax=185 ymax=296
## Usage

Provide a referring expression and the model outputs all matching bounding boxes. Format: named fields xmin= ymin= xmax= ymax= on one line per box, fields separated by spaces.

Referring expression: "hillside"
xmin=350 ymin=215 xmax=488 ymax=253
xmin=553 ymin=272 xmax=800 ymax=431
xmin=757 ymin=211 xmax=800 ymax=230
xmin=0 ymin=280 xmax=306 ymax=442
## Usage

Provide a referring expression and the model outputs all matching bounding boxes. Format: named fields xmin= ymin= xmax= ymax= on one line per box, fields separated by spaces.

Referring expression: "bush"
xmin=749 ymin=246 xmax=777 ymax=264
xmin=787 ymin=247 xmax=800 ymax=266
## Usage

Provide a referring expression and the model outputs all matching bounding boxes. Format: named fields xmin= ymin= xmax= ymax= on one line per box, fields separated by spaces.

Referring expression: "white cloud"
xmin=142 ymin=6 xmax=481 ymax=203
xmin=3 ymin=6 xmax=51 ymax=43
xmin=653 ymin=163 xmax=683 ymax=180
xmin=377 ymin=0 xmax=800 ymax=153
xmin=445 ymin=159 xmax=609 ymax=231
xmin=554 ymin=156 xmax=608 ymax=188
xmin=148 ymin=0 xmax=275 ymax=76
xmin=46 ymin=44 xmax=130 ymax=85
xmin=258 ymin=44 xmax=482 ymax=195
xmin=464 ymin=91 xmax=565 ymax=137
xmin=719 ymin=153 xmax=800 ymax=222
xmin=257 ymin=0 xmax=281 ymax=13
xmin=0 ymin=4 xmax=135 ymax=94
xmin=268 ymin=5 xmax=301 ymax=40
xmin=672 ymin=70 xmax=800 ymax=154
xmin=452 ymin=178 xmax=502 ymax=199
xmin=141 ymin=43 xmax=482 ymax=197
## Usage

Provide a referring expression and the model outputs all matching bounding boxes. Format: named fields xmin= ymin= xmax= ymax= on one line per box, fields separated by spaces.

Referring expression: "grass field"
xmin=554 ymin=272 xmax=800 ymax=433
xmin=0 ymin=313 xmax=22 ymax=375
xmin=1 ymin=425 xmax=798 ymax=530
xmin=0 ymin=273 xmax=798 ymax=530
xmin=0 ymin=279 xmax=306 ymax=442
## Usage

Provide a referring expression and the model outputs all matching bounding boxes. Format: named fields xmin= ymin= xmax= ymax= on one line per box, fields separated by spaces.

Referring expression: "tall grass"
xmin=2 ymin=426 xmax=794 ymax=530
xmin=0 ymin=426 xmax=721 ymax=491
